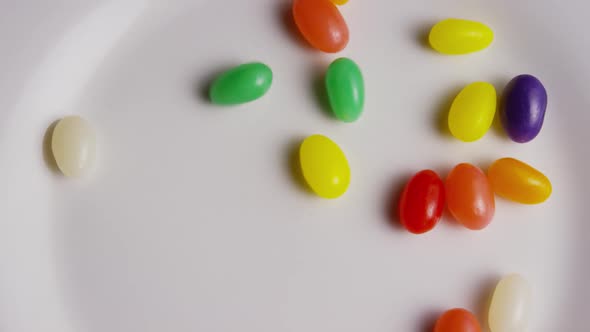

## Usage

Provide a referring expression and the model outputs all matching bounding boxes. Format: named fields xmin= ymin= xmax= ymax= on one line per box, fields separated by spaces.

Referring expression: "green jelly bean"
xmin=325 ymin=58 xmax=364 ymax=122
xmin=209 ymin=62 xmax=273 ymax=105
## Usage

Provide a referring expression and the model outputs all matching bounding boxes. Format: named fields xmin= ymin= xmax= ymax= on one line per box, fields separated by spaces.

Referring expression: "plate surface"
xmin=1 ymin=1 xmax=589 ymax=331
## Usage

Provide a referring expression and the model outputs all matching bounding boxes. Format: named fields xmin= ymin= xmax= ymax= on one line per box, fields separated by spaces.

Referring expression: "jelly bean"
xmin=489 ymin=274 xmax=532 ymax=332
xmin=292 ymin=0 xmax=349 ymax=53
xmin=209 ymin=62 xmax=272 ymax=105
xmin=331 ymin=0 xmax=348 ymax=4
xmin=434 ymin=308 xmax=482 ymax=332
xmin=446 ymin=163 xmax=495 ymax=230
xmin=448 ymin=82 xmax=497 ymax=142
xmin=488 ymin=158 xmax=552 ymax=204
xmin=399 ymin=170 xmax=445 ymax=234
xmin=51 ymin=116 xmax=96 ymax=177
xmin=325 ymin=58 xmax=365 ymax=122
xmin=500 ymin=74 xmax=547 ymax=143
xmin=299 ymin=134 xmax=350 ymax=198
xmin=429 ymin=18 xmax=494 ymax=55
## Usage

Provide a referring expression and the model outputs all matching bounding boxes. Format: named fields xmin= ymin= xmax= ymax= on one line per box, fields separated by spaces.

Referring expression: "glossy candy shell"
xmin=209 ymin=62 xmax=273 ymax=105
xmin=399 ymin=170 xmax=445 ymax=234
xmin=489 ymin=274 xmax=532 ymax=332
xmin=325 ymin=58 xmax=365 ymax=122
xmin=488 ymin=158 xmax=552 ymax=204
xmin=446 ymin=163 xmax=495 ymax=230
xmin=500 ymin=74 xmax=548 ymax=143
xmin=292 ymin=0 xmax=349 ymax=53
xmin=429 ymin=18 xmax=494 ymax=54
xmin=299 ymin=135 xmax=350 ymax=199
xmin=448 ymin=82 xmax=497 ymax=142
xmin=51 ymin=116 xmax=96 ymax=177
xmin=434 ymin=308 xmax=482 ymax=332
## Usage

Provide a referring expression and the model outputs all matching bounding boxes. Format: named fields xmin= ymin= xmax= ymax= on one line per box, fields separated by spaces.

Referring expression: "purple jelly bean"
xmin=500 ymin=74 xmax=548 ymax=143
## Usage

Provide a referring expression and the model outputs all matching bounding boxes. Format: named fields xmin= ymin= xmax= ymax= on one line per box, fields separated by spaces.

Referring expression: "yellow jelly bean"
xmin=488 ymin=158 xmax=552 ymax=204
xmin=331 ymin=0 xmax=348 ymax=5
xmin=429 ymin=18 xmax=494 ymax=55
xmin=448 ymin=82 xmax=497 ymax=142
xmin=299 ymin=134 xmax=350 ymax=199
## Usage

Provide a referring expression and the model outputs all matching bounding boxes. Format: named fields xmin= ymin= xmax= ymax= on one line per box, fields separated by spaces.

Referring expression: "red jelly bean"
xmin=292 ymin=0 xmax=349 ymax=53
xmin=399 ymin=170 xmax=445 ymax=234
xmin=446 ymin=163 xmax=495 ymax=230
xmin=434 ymin=308 xmax=482 ymax=332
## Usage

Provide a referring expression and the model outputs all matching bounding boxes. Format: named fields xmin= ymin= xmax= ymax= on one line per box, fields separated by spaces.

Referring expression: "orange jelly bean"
xmin=488 ymin=157 xmax=552 ymax=204
xmin=434 ymin=308 xmax=482 ymax=332
xmin=292 ymin=0 xmax=349 ymax=53
xmin=446 ymin=163 xmax=495 ymax=230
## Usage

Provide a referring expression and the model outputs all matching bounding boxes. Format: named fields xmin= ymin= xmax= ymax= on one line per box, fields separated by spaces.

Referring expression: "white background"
xmin=0 ymin=0 xmax=589 ymax=331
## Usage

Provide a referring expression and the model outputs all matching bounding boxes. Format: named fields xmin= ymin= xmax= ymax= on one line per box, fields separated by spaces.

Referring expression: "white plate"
xmin=1 ymin=1 xmax=589 ymax=331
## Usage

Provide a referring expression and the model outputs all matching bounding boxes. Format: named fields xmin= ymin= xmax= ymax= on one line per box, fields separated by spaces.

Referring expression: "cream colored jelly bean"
xmin=489 ymin=274 xmax=532 ymax=332
xmin=51 ymin=116 xmax=96 ymax=177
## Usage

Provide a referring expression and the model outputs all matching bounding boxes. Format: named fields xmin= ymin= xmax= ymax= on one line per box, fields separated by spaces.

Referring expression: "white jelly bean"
xmin=51 ymin=116 xmax=96 ymax=177
xmin=488 ymin=274 xmax=532 ymax=332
